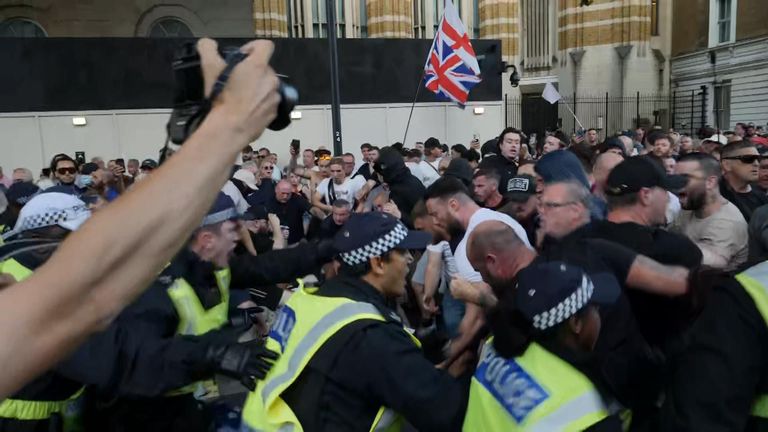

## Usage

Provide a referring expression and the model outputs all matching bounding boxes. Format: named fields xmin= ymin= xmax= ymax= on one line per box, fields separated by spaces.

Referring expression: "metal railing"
xmin=505 ymin=91 xmax=706 ymax=137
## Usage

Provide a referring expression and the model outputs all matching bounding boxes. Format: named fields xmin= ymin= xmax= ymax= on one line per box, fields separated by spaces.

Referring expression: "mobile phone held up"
xmin=290 ymin=139 xmax=300 ymax=153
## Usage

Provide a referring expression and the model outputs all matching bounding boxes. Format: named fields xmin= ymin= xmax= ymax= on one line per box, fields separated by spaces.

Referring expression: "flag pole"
xmin=403 ymin=18 xmax=443 ymax=147
xmin=562 ymin=102 xmax=585 ymax=130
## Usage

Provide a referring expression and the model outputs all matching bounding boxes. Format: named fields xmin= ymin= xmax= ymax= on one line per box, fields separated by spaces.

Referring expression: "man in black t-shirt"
xmin=596 ymin=156 xmax=703 ymax=349
xmin=720 ymin=141 xmax=768 ymax=221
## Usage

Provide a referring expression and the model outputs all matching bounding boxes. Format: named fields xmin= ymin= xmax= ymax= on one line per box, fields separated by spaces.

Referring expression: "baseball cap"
xmin=140 ymin=159 xmax=158 ymax=170
xmin=516 ymin=261 xmax=620 ymax=330
xmin=600 ymin=137 xmax=626 ymax=156
xmin=233 ymin=169 xmax=259 ymax=190
xmin=244 ymin=204 xmax=268 ymax=221
xmin=5 ymin=192 xmax=91 ymax=238
xmin=202 ymin=192 xmax=240 ymax=227
xmin=6 ymin=182 xmax=40 ymax=206
xmin=703 ymin=134 xmax=727 ymax=146
xmin=504 ymin=175 xmax=536 ymax=203
xmin=605 ymin=156 xmax=688 ymax=196
xmin=335 ymin=212 xmax=431 ymax=266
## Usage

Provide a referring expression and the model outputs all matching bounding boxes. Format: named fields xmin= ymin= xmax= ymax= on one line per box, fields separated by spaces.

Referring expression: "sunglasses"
xmin=318 ymin=154 xmax=332 ymax=161
xmin=57 ymin=167 xmax=77 ymax=175
xmin=262 ymin=166 xmax=274 ymax=170
xmin=722 ymin=155 xmax=763 ymax=164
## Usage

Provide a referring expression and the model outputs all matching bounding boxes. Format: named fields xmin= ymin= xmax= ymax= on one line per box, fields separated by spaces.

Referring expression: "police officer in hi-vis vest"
xmin=241 ymin=212 xmax=470 ymax=432
xmin=91 ymin=191 xmax=335 ymax=431
xmin=0 ymin=192 xmax=280 ymax=432
xmin=464 ymin=260 xmax=625 ymax=431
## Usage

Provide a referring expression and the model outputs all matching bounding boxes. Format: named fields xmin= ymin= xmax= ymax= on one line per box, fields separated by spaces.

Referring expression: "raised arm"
xmin=0 ymin=38 xmax=280 ymax=398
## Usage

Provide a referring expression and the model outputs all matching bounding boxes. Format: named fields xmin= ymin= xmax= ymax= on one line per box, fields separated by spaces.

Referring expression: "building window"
xmin=433 ymin=0 xmax=443 ymax=34
xmin=651 ymin=0 xmax=659 ymax=36
xmin=0 ymin=18 xmax=46 ymax=37
xmin=289 ymin=0 xmax=305 ymax=37
xmin=709 ymin=0 xmax=736 ymax=46
xmin=149 ymin=18 xmax=193 ymax=37
xmin=472 ymin=0 xmax=480 ymax=38
xmin=717 ymin=0 xmax=732 ymax=43
xmin=414 ymin=0 xmax=427 ymax=38
xmin=312 ymin=0 xmax=327 ymax=38
xmin=714 ymin=80 xmax=731 ymax=130
xmin=337 ymin=0 xmax=345 ymax=38
xmin=359 ymin=0 xmax=367 ymax=37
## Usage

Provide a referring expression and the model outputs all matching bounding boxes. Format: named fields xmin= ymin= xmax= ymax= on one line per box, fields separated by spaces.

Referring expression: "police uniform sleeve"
xmin=661 ymin=279 xmax=768 ymax=431
xmin=229 ymin=242 xmax=326 ymax=289
xmin=54 ymin=323 xmax=212 ymax=398
xmin=330 ymin=322 xmax=468 ymax=432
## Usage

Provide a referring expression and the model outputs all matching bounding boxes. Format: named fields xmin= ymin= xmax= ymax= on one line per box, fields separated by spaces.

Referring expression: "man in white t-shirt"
xmin=424 ymin=176 xmax=532 ymax=360
xmin=418 ymin=137 xmax=444 ymax=187
xmin=313 ymin=157 xmax=367 ymax=213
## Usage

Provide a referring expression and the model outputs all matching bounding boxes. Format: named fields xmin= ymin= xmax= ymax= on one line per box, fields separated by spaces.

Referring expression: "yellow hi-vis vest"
xmin=240 ymin=281 xmax=420 ymax=432
xmin=0 ymin=259 xmax=84 ymax=431
xmin=734 ymin=261 xmax=768 ymax=418
xmin=463 ymin=338 xmax=610 ymax=432
xmin=165 ymin=268 xmax=231 ymax=399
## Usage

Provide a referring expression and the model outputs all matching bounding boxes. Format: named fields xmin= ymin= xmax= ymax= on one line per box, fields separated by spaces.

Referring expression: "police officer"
xmin=463 ymin=261 xmax=624 ymax=431
xmin=661 ymin=261 xmax=768 ymax=431
xmin=90 ymin=192 xmax=334 ymax=431
xmin=240 ymin=212 xmax=469 ymax=432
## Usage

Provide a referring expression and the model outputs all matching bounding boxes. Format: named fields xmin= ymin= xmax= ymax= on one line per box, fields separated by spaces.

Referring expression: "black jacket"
xmin=661 ymin=274 xmax=768 ymax=431
xmin=375 ymin=148 xmax=426 ymax=227
xmin=477 ymin=154 xmax=517 ymax=192
xmin=0 ymin=241 xmax=327 ymax=432
xmin=281 ymin=275 xmax=468 ymax=432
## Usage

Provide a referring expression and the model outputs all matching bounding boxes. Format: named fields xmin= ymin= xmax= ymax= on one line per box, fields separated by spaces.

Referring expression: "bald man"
xmin=593 ymin=152 xmax=625 ymax=200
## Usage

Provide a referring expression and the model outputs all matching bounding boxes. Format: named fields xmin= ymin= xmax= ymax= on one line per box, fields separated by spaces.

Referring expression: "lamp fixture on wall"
xmin=72 ymin=116 xmax=87 ymax=126
xmin=473 ymin=107 xmax=485 ymax=115
xmin=290 ymin=111 xmax=302 ymax=120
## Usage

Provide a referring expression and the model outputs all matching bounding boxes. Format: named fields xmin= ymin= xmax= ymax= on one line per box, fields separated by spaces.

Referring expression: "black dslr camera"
xmin=167 ymin=42 xmax=298 ymax=145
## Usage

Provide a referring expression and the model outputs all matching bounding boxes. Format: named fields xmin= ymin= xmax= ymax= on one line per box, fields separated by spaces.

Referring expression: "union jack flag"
xmin=423 ymin=0 xmax=482 ymax=106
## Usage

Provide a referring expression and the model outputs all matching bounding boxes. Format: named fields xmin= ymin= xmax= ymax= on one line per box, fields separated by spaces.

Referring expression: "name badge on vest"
xmin=475 ymin=344 xmax=549 ymax=423
xmin=269 ymin=305 xmax=297 ymax=352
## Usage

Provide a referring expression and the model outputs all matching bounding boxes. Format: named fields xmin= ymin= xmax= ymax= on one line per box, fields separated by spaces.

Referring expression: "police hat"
xmin=202 ymin=192 xmax=240 ymax=227
xmin=334 ymin=212 xmax=431 ymax=266
xmin=516 ymin=261 xmax=620 ymax=331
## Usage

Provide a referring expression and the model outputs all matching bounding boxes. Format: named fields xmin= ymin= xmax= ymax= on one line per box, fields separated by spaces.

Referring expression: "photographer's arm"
xmin=0 ymin=38 xmax=280 ymax=398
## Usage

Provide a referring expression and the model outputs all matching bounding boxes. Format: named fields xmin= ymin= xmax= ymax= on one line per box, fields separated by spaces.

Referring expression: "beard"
xmin=681 ymin=188 xmax=706 ymax=211
xmin=445 ymin=215 xmax=465 ymax=239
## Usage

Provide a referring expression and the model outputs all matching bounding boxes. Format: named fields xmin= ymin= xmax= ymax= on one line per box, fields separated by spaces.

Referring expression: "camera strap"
xmin=208 ymin=50 xmax=249 ymax=104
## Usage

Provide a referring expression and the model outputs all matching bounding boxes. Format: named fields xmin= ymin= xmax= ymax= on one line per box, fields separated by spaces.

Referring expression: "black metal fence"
xmin=505 ymin=91 xmax=707 ymax=139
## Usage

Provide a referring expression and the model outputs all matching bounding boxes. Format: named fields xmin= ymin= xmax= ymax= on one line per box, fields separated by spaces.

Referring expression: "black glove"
xmin=205 ymin=340 xmax=279 ymax=391
xmin=229 ymin=306 xmax=265 ymax=328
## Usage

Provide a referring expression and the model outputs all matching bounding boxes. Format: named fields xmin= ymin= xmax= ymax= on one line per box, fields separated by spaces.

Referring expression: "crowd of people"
xmin=3 ymin=39 xmax=768 ymax=432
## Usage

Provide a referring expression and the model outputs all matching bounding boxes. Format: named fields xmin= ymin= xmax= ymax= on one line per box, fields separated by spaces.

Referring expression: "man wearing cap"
xmin=464 ymin=260 xmax=624 ymax=431
xmin=591 ymin=156 xmax=703 ymax=349
xmin=93 ymin=192 xmax=335 ymax=430
xmin=0 ymin=193 xmax=279 ymax=431
xmin=701 ymin=133 xmax=727 ymax=155
xmin=672 ymin=153 xmax=748 ymax=272
xmin=499 ymin=174 xmax=538 ymax=245
xmin=140 ymin=158 xmax=158 ymax=174
xmin=719 ymin=141 xmax=768 ymax=222
xmin=240 ymin=212 xmax=469 ymax=432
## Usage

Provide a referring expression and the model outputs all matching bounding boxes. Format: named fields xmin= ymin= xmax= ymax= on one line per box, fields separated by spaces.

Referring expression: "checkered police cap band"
xmin=532 ymin=274 xmax=594 ymax=330
xmin=340 ymin=222 xmax=408 ymax=266
xmin=201 ymin=207 xmax=239 ymax=227
xmin=16 ymin=205 xmax=87 ymax=233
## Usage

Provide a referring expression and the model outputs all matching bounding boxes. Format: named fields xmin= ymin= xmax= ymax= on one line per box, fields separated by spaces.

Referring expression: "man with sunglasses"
xmin=672 ymin=153 xmax=748 ymax=272
xmin=720 ymin=141 xmax=768 ymax=222
xmin=51 ymin=155 xmax=79 ymax=188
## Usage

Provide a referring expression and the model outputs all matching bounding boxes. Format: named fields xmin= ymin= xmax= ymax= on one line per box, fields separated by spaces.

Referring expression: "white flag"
xmin=542 ymin=82 xmax=561 ymax=105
